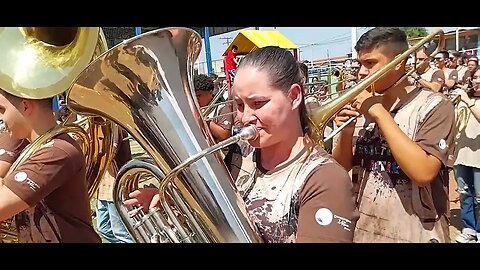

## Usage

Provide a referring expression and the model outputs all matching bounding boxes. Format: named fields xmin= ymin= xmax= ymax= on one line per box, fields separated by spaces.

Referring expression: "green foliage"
xmin=400 ymin=27 xmax=429 ymax=39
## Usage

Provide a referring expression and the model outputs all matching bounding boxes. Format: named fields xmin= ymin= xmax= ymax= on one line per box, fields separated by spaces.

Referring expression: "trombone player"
xmin=332 ymin=27 xmax=455 ymax=243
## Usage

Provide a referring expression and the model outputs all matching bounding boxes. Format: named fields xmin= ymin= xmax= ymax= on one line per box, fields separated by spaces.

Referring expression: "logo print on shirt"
xmin=13 ymin=171 xmax=40 ymax=191
xmin=14 ymin=171 xmax=28 ymax=182
xmin=438 ymin=139 xmax=447 ymax=150
xmin=315 ymin=208 xmax=333 ymax=226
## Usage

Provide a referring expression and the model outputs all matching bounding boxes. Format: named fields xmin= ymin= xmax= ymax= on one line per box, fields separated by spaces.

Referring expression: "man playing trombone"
xmin=332 ymin=27 xmax=456 ymax=243
xmin=195 ymin=74 xmax=234 ymax=143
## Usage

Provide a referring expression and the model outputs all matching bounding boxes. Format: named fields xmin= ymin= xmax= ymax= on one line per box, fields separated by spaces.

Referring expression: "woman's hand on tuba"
xmin=124 ymin=187 xmax=160 ymax=211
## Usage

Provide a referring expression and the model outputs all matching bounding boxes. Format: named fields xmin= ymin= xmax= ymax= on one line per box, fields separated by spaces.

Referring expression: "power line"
xmin=220 ymin=37 xmax=233 ymax=46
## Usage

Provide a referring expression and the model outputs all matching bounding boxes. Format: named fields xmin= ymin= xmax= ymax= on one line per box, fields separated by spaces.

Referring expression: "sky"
xmin=196 ymin=27 xmax=463 ymax=66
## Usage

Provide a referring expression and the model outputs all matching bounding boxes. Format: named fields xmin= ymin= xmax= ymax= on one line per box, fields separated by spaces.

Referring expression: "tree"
xmin=400 ymin=27 xmax=428 ymax=39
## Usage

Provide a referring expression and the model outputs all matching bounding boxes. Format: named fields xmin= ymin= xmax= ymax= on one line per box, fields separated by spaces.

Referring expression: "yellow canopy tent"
xmin=222 ymin=29 xmax=299 ymax=57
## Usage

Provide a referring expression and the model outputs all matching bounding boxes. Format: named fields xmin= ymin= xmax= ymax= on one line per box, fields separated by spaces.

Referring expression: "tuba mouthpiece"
xmin=234 ymin=125 xmax=258 ymax=141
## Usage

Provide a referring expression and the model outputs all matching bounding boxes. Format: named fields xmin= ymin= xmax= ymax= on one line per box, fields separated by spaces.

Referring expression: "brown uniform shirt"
xmin=227 ymin=140 xmax=359 ymax=243
xmin=98 ymin=127 xmax=132 ymax=201
xmin=351 ymin=87 xmax=455 ymax=243
xmin=446 ymin=68 xmax=459 ymax=82
xmin=207 ymin=101 xmax=234 ymax=143
xmin=0 ymin=132 xmax=28 ymax=164
xmin=420 ymin=67 xmax=445 ymax=90
xmin=4 ymin=133 xmax=101 ymax=243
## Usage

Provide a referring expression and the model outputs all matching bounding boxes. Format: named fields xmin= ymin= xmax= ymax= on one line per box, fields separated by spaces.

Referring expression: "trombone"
xmin=201 ymin=84 xmax=229 ymax=117
xmin=311 ymin=29 xmax=445 ymax=147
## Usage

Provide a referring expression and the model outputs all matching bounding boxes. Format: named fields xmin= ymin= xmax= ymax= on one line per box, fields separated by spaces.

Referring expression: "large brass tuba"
xmin=66 ymin=27 xmax=263 ymax=243
xmin=312 ymin=29 xmax=446 ymax=147
xmin=0 ymin=27 xmax=116 ymax=243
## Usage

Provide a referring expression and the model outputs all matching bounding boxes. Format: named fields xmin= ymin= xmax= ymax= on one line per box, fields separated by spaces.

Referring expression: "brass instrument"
xmin=0 ymin=27 xmax=115 ymax=243
xmin=311 ymin=29 xmax=445 ymax=147
xmin=201 ymin=84 xmax=229 ymax=117
xmin=446 ymin=91 xmax=470 ymax=133
xmin=66 ymin=27 xmax=263 ymax=243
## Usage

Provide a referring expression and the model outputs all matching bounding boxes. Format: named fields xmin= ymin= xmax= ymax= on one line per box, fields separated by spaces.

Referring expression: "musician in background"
xmin=458 ymin=71 xmax=480 ymax=122
xmin=0 ymin=89 xmax=101 ymax=243
xmin=299 ymin=62 xmax=334 ymax=153
xmin=344 ymin=60 xmax=361 ymax=89
xmin=460 ymin=57 xmax=479 ymax=90
xmin=433 ymin=51 xmax=458 ymax=93
xmin=95 ymin=126 xmax=134 ymax=243
xmin=410 ymin=47 xmax=445 ymax=92
xmin=194 ymin=74 xmax=233 ymax=142
xmin=450 ymin=74 xmax=480 ymax=243
xmin=448 ymin=50 xmax=468 ymax=83
xmin=333 ymin=27 xmax=455 ymax=243
xmin=125 ymin=46 xmax=360 ymax=243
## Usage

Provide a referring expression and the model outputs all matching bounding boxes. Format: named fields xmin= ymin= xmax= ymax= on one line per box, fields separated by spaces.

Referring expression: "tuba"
xmin=0 ymin=27 xmax=116 ymax=243
xmin=66 ymin=27 xmax=263 ymax=243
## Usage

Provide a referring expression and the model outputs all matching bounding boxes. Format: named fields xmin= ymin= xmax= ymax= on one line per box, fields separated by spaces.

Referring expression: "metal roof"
xmin=222 ymin=29 xmax=298 ymax=56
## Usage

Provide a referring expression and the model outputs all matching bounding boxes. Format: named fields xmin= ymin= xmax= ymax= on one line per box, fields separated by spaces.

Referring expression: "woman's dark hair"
xmin=237 ymin=46 xmax=312 ymax=138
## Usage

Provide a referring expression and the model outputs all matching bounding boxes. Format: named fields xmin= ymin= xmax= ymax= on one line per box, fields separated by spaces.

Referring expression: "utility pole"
xmin=327 ymin=49 xmax=331 ymax=86
xmin=351 ymin=27 xmax=357 ymax=59
xmin=455 ymin=27 xmax=459 ymax=51
xmin=204 ymin=27 xmax=213 ymax=75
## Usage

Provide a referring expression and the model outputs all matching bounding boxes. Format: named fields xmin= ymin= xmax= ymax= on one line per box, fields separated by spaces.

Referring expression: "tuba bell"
xmin=66 ymin=27 xmax=263 ymax=243
xmin=0 ymin=27 xmax=116 ymax=243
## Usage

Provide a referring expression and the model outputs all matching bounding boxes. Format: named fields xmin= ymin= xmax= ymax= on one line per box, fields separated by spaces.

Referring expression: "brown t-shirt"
xmin=0 ymin=132 xmax=28 ymax=164
xmin=4 ymin=133 xmax=101 ymax=243
xmin=214 ymin=103 xmax=234 ymax=131
xmin=420 ymin=68 xmax=445 ymax=90
xmin=227 ymin=140 xmax=359 ymax=243
xmin=351 ymin=87 xmax=455 ymax=243
xmin=98 ymin=127 xmax=132 ymax=201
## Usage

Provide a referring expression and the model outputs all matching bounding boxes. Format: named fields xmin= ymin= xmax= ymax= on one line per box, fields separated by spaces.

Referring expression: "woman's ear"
xmin=288 ymin=83 xmax=303 ymax=110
